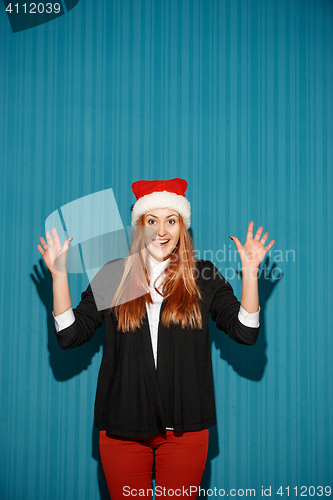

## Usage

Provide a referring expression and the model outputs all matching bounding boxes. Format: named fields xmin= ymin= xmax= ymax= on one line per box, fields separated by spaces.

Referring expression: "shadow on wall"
xmin=31 ymin=259 xmax=110 ymax=499
xmin=201 ymin=255 xmax=283 ymax=494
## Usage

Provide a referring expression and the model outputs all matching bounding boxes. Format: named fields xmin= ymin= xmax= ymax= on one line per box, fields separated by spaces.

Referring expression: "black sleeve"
xmin=55 ymin=283 xmax=105 ymax=350
xmin=208 ymin=262 xmax=260 ymax=346
xmin=54 ymin=259 xmax=126 ymax=350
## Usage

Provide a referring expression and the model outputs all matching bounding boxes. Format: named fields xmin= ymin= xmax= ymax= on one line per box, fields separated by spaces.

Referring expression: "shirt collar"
xmin=148 ymin=257 xmax=170 ymax=276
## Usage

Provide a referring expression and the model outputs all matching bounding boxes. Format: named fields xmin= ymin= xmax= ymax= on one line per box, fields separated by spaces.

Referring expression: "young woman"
xmin=37 ymin=178 xmax=275 ymax=499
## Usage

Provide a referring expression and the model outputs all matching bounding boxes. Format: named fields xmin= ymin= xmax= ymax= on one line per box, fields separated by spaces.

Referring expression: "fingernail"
xmin=229 ymin=236 xmax=233 ymax=240
xmin=69 ymin=237 xmax=73 ymax=242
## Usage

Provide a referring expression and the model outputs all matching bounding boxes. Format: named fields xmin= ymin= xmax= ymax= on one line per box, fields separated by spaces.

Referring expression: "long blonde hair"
xmin=110 ymin=214 xmax=202 ymax=332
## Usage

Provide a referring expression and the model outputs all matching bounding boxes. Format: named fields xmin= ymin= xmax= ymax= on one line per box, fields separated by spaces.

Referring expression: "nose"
xmin=157 ymin=221 xmax=168 ymax=237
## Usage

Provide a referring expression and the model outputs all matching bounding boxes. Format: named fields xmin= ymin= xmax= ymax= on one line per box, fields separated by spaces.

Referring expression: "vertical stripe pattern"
xmin=0 ymin=0 xmax=332 ymax=498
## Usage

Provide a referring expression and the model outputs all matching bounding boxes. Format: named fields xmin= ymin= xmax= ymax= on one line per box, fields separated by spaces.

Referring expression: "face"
xmin=143 ymin=208 xmax=181 ymax=263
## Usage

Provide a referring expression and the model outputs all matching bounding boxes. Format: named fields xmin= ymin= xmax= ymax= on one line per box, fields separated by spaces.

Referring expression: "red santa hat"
xmin=131 ymin=178 xmax=191 ymax=229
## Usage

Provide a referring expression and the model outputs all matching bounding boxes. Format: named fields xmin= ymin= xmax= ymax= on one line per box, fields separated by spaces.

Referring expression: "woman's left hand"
xmin=230 ymin=221 xmax=275 ymax=270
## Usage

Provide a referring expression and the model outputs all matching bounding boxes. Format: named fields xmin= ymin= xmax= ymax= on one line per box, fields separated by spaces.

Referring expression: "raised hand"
xmin=37 ymin=227 xmax=72 ymax=276
xmin=230 ymin=221 xmax=275 ymax=270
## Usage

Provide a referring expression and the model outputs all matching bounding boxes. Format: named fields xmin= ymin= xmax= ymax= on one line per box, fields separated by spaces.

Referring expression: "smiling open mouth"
xmin=152 ymin=239 xmax=170 ymax=248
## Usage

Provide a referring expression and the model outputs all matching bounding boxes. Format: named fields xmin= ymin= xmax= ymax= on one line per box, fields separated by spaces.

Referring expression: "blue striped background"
xmin=0 ymin=0 xmax=332 ymax=498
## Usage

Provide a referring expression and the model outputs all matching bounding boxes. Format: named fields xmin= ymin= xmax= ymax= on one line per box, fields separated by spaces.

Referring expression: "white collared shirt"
xmin=145 ymin=257 xmax=170 ymax=369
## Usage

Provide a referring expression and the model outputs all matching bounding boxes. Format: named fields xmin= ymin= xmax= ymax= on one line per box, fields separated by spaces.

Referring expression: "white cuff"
xmin=53 ymin=307 xmax=75 ymax=332
xmin=238 ymin=305 xmax=260 ymax=328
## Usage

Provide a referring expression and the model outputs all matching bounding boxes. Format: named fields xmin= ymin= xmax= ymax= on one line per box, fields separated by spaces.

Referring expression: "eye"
xmin=168 ymin=219 xmax=176 ymax=225
xmin=147 ymin=219 xmax=156 ymax=225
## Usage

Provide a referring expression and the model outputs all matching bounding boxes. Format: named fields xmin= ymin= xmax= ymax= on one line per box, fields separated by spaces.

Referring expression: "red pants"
xmin=99 ymin=429 xmax=209 ymax=499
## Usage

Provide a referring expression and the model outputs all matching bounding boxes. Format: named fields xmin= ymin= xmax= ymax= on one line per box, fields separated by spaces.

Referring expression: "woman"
xmin=37 ymin=178 xmax=275 ymax=499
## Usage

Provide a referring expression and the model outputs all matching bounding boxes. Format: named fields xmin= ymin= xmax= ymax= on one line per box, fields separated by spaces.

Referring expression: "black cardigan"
xmin=55 ymin=259 xmax=260 ymax=439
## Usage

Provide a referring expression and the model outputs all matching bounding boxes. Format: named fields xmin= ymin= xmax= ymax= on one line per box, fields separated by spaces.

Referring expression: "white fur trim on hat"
xmin=131 ymin=191 xmax=191 ymax=229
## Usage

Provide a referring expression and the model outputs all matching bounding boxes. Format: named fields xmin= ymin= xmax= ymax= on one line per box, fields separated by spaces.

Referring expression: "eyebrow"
xmin=145 ymin=213 xmax=179 ymax=219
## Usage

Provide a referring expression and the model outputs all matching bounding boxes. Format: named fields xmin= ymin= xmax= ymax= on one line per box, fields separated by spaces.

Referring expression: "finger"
xmin=260 ymin=231 xmax=269 ymax=245
xmin=51 ymin=227 xmax=61 ymax=245
xmin=37 ymin=244 xmax=45 ymax=255
xmin=63 ymin=237 xmax=73 ymax=252
xmin=254 ymin=226 xmax=264 ymax=241
xmin=39 ymin=236 xmax=48 ymax=250
xmin=246 ymin=221 xmax=254 ymax=240
xmin=264 ymin=239 xmax=275 ymax=252
xmin=45 ymin=230 xmax=54 ymax=246
xmin=230 ymin=236 xmax=242 ymax=252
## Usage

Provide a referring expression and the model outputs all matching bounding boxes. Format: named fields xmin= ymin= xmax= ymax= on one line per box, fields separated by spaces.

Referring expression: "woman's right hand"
xmin=37 ymin=227 xmax=73 ymax=277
